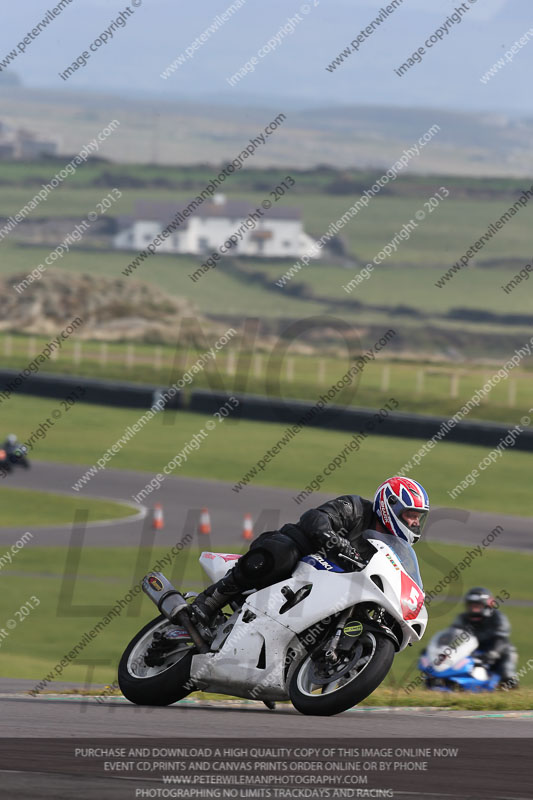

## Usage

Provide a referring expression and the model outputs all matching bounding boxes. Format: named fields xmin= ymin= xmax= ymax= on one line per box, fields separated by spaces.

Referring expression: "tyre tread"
xmin=289 ymin=634 xmax=395 ymax=716
xmin=118 ymin=615 xmax=195 ymax=706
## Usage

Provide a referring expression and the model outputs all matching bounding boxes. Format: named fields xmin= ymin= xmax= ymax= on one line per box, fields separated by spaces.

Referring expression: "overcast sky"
xmin=1 ymin=0 xmax=531 ymax=114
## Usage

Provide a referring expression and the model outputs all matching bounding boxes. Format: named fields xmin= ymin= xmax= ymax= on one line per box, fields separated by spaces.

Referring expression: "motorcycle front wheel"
xmin=118 ymin=615 xmax=195 ymax=706
xmin=289 ymin=632 xmax=395 ymax=716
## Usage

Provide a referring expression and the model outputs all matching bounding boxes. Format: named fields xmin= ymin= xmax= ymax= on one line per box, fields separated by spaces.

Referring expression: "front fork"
xmin=311 ymin=603 xmax=399 ymax=665
xmin=325 ymin=608 xmax=354 ymax=663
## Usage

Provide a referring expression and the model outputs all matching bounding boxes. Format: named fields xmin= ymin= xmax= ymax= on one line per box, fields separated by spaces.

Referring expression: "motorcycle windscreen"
xmin=434 ymin=628 xmax=467 ymax=648
xmin=361 ymin=529 xmax=423 ymax=588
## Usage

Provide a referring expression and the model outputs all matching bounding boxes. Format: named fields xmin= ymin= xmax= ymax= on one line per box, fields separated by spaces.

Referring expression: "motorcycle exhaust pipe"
xmin=143 ymin=572 xmax=189 ymax=619
xmin=142 ymin=572 xmax=209 ymax=654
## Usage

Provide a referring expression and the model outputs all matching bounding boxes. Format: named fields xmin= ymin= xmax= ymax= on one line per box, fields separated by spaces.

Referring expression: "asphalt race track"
xmin=0 ymin=688 xmax=531 ymax=799
xmin=1 ymin=461 xmax=532 ymax=799
xmin=1 ymin=459 xmax=531 ymax=552
xmin=1 ymin=680 xmax=532 ymax=738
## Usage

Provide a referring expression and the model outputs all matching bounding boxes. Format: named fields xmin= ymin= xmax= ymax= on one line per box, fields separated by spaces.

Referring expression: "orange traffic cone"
xmin=242 ymin=513 xmax=253 ymax=541
xmin=198 ymin=508 xmax=212 ymax=536
xmin=152 ymin=504 xmax=164 ymax=531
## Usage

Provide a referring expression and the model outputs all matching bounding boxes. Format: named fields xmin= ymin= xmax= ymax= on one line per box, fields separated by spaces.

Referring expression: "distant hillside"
xmin=0 ymin=72 xmax=21 ymax=86
xmin=0 ymin=86 xmax=532 ymax=177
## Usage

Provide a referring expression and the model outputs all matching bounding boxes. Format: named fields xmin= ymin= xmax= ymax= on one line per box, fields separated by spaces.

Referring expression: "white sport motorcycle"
xmin=118 ymin=530 xmax=427 ymax=716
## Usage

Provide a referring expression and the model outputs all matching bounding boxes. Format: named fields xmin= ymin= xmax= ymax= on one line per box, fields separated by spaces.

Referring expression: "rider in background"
xmin=452 ymin=587 xmax=519 ymax=689
xmin=1 ymin=434 xmax=29 ymax=471
xmin=3 ymin=434 xmax=19 ymax=454
xmin=191 ymin=476 xmax=429 ymax=625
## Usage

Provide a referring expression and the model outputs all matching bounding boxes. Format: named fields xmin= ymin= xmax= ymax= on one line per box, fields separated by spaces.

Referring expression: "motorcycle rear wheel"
xmin=289 ymin=632 xmax=395 ymax=716
xmin=118 ymin=615 xmax=195 ymax=706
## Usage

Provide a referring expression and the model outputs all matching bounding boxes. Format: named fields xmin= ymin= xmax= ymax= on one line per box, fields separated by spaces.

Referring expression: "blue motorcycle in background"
xmin=418 ymin=627 xmax=501 ymax=692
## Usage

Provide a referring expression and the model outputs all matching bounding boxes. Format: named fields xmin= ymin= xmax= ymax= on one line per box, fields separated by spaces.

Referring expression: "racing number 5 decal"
xmin=400 ymin=572 xmax=424 ymax=620
xmin=406 ymin=586 xmax=420 ymax=611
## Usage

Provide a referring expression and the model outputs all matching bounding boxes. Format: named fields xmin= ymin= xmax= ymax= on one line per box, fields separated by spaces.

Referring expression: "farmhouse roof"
xmin=132 ymin=198 xmax=302 ymax=224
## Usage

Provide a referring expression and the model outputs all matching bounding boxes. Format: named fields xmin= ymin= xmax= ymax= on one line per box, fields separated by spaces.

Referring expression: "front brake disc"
xmin=308 ymin=642 xmax=364 ymax=685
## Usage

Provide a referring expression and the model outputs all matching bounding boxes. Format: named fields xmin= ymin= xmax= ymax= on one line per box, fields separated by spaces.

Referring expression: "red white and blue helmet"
xmin=373 ymin=476 xmax=429 ymax=545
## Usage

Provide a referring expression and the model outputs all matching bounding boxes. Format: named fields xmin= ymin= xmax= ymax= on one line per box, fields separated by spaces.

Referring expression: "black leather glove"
xmin=315 ymin=530 xmax=360 ymax=561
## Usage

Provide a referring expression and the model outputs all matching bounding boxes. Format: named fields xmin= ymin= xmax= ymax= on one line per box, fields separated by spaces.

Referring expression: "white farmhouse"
xmin=113 ymin=194 xmax=318 ymax=259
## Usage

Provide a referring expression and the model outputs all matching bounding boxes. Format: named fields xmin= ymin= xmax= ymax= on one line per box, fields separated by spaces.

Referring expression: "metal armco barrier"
xmin=0 ymin=370 xmax=183 ymax=410
xmin=190 ymin=389 xmax=533 ymax=452
xmin=2 ymin=370 xmax=531 ymax=451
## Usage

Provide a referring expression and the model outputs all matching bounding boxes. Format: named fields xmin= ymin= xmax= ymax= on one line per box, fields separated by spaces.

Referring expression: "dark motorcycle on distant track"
xmin=0 ymin=449 xmax=9 ymax=478
xmin=0 ymin=444 xmax=30 ymax=477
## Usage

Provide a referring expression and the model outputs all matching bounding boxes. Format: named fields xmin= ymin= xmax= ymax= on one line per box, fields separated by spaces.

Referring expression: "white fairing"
xmin=425 ymin=629 xmax=481 ymax=674
xmin=199 ymin=552 xmax=241 ymax=583
xmin=190 ymin=539 xmax=427 ymax=702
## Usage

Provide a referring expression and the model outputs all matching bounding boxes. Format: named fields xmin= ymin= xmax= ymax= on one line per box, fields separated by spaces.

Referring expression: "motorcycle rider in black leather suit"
xmin=191 ymin=476 xmax=429 ymax=626
xmin=3 ymin=433 xmax=19 ymax=454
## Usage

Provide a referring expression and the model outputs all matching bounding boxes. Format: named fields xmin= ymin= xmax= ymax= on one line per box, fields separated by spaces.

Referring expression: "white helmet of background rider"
xmin=373 ymin=476 xmax=429 ymax=545
xmin=6 ymin=434 xmax=17 ymax=446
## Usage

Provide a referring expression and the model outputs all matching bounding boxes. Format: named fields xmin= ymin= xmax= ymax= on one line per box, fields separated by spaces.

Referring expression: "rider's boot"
xmin=190 ymin=574 xmax=242 ymax=626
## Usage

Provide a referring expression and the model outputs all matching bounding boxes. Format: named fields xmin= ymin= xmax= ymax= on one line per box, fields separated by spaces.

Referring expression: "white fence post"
xmin=286 ymin=357 xmax=294 ymax=382
xmin=450 ymin=373 xmax=459 ymax=399
xmin=226 ymin=351 xmax=236 ymax=376
xmin=508 ymin=379 xmax=516 ymax=408
xmin=416 ymin=368 xmax=425 ymax=396
xmin=126 ymin=344 xmax=135 ymax=368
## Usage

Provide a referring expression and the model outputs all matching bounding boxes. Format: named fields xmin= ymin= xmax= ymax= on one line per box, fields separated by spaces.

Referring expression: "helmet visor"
xmin=466 ymin=601 xmax=485 ymax=620
xmin=394 ymin=506 xmax=428 ymax=541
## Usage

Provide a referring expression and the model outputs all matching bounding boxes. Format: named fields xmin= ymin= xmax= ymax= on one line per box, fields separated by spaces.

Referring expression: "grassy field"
xmin=2 ymin=239 xmax=533 ymax=321
xmin=1 ymin=181 xmax=531 ymax=270
xmin=0 ymin=487 xmax=136 ymax=526
xmin=0 ymin=544 xmax=530 ymax=705
xmin=2 ymin=174 xmax=532 ymax=366
xmin=2 ymin=197 xmax=531 ymax=294
xmin=1 ymin=174 xmax=532 ymax=302
xmin=0 ymin=161 xmax=526 ymax=192
xmin=2 ymin=395 xmax=533 ymax=517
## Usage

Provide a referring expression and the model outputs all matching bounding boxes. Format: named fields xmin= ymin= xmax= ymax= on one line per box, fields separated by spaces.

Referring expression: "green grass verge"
xmin=0 ymin=486 xmax=136 ymax=526
xmin=59 ymin=687 xmax=533 ymax=711
xmin=1 ymin=544 xmax=531 ymax=708
xmin=3 ymin=395 xmax=533 ymax=518
xmin=359 ymin=687 xmax=533 ymax=710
